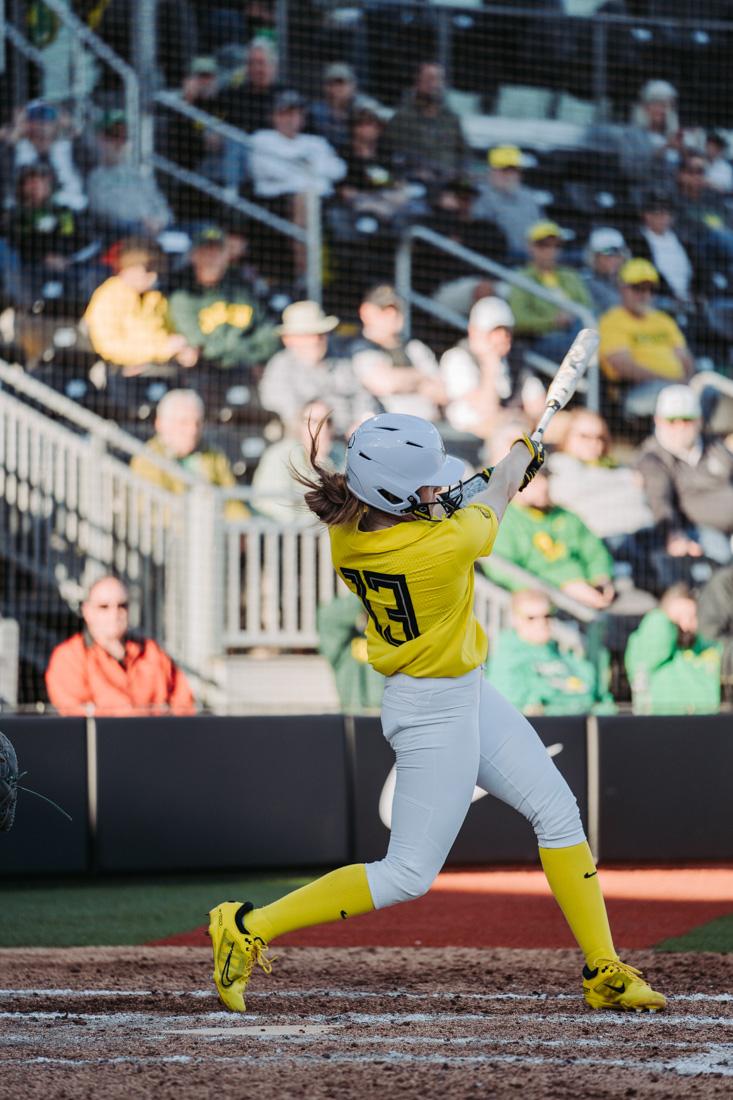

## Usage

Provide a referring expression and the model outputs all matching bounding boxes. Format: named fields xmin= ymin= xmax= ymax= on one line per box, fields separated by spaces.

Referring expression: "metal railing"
xmin=153 ymin=90 xmax=323 ymax=302
xmin=395 ymin=224 xmax=600 ymax=409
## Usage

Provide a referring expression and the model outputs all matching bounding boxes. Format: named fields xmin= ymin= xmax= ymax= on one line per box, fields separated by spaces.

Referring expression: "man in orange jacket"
xmin=45 ymin=575 xmax=195 ymax=716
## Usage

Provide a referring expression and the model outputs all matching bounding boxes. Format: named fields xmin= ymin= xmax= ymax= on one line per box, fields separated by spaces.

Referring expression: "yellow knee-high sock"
xmin=539 ymin=841 xmax=616 ymax=968
xmin=244 ymin=864 xmax=374 ymax=943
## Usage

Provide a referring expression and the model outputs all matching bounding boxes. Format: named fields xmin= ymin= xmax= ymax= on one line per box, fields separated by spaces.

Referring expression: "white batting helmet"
xmin=346 ymin=414 xmax=465 ymax=516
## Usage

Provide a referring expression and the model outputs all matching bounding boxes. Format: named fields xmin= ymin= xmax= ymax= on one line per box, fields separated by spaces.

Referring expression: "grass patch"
xmin=656 ymin=913 xmax=733 ymax=954
xmin=0 ymin=872 xmax=317 ymax=947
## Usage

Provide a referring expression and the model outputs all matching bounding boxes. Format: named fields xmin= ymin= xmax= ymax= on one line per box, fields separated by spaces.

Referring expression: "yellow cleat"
xmin=208 ymin=900 xmax=273 ymax=1013
xmin=583 ymin=958 xmax=666 ymax=1013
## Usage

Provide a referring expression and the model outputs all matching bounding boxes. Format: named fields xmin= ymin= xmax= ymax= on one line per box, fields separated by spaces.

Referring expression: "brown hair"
xmin=660 ymin=582 xmax=694 ymax=610
xmin=291 ymin=416 xmax=367 ymax=527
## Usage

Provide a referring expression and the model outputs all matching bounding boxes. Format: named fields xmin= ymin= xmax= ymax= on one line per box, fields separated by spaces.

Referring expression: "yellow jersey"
xmin=329 ymin=503 xmax=499 ymax=678
xmin=598 ymin=306 xmax=686 ymax=382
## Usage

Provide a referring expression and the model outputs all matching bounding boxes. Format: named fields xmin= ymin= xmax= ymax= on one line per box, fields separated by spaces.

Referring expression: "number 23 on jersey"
xmin=341 ymin=568 xmax=421 ymax=647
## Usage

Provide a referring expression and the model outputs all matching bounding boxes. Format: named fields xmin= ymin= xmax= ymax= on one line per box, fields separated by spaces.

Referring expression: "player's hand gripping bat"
xmin=438 ymin=328 xmax=599 ymax=513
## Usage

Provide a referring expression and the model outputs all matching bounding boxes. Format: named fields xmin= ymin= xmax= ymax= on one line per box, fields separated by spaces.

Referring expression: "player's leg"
xmin=247 ymin=668 xmax=483 ymax=939
xmin=475 ymin=679 xmax=665 ymax=1011
xmin=210 ymin=669 xmax=484 ymax=1011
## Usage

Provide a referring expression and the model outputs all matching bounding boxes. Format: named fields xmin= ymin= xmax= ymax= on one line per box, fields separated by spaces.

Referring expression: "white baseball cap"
xmin=655 ymin=384 xmax=701 ymax=420
xmin=468 ymin=296 xmax=515 ymax=332
xmin=588 ymin=227 xmax=626 ymax=254
xmin=641 ymin=79 xmax=677 ymax=103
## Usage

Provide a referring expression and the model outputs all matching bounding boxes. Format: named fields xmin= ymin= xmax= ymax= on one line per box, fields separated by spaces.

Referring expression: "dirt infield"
xmin=1 ymin=946 xmax=732 ymax=1099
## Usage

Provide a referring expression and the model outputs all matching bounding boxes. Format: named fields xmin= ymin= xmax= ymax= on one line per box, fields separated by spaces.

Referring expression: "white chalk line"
xmin=2 ymin=1049 xmax=732 ymax=1076
xmin=2 ymin=987 xmax=732 ymax=1004
xmin=3 ymin=1008 xmax=732 ymax=1028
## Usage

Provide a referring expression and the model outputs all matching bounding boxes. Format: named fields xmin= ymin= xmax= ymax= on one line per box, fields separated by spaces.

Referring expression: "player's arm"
xmin=469 ymin=437 xmax=543 ymax=523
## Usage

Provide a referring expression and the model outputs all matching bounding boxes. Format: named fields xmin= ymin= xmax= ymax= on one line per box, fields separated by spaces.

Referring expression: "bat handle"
xmin=531 ymin=402 xmax=559 ymax=443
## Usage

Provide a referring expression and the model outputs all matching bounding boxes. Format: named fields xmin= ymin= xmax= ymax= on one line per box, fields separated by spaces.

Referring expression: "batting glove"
xmin=513 ymin=434 xmax=545 ymax=491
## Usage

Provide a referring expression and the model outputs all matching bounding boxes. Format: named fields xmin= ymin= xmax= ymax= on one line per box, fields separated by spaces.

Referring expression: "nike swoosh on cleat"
xmin=340 ymin=910 xmax=348 ymax=919
xmin=220 ymin=943 xmax=237 ymax=988
xmin=606 ymin=981 xmax=626 ymax=993
xmin=583 ymin=871 xmax=598 ymax=878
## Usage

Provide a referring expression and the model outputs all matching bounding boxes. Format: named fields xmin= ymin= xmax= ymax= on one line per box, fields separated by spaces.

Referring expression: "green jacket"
xmin=487 ymin=630 xmax=615 ymax=715
xmin=509 ymin=264 xmax=593 ymax=337
xmin=167 ymin=275 xmax=279 ymax=368
xmin=482 ymin=503 xmax=613 ymax=591
xmin=130 ymin=436 xmax=249 ymax=521
xmin=625 ymin=609 xmax=722 ymax=715
xmin=317 ymin=594 xmax=384 ymax=714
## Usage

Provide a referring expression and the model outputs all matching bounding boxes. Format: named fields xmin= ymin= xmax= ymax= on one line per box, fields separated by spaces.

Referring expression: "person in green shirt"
xmin=509 ymin=220 xmax=593 ymax=362
xmin=167 ymin=225 xmax=279 ymax=373
xmin=625 ymin=582 xmax=722 ymax=714
xmin=317 ymin=594 xmax=384 ymax=714
xmin=481 ymin=466 xmax=616 ymax=612
xmin=488 ymin=589 xmax=615 ymax=715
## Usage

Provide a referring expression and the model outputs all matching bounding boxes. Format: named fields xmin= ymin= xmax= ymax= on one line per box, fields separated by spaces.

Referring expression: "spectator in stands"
xmin=674 ymin=151 xmax=733 ymax=272
xmin=487 ymin=589 xmax=615 ymax=716
xmin=84 ymin=238 xmax=198 ymax=374
xmin=259 ymin=300 xmax=378 ymax=437
xmin=598 ymin=259 xmax=693 ymax=417
xmin=212 ymin=36 xmax=283 ymax=133
xmin=471 ymin=145 xmax=544 ymax=261
xmin=167 ymin=224 xmax=279 ymax=373
xmin=308 ymin=63 xmax=358 ymax=154
xmin=580 ymin=227 xmax=628 ymax=314
xmin=45 ymin=574 xmax=195 ymax=716
xmin=251 ymin=399 xmax=334 ymax=522
xmin=636 ymin=384 xmax=733 ymax=565
xmin=2 ymin=99 xmax=87 ymax=212
xmin=509 ymin=221 xmax=592 ymax=361
xmin=349 ymin=285 xmax=444 ymax=420
xmin=86 ymin=110 xmax=173 ymax=237
xmin=704 ymin=131 xmax=733 ymax=195
xmin=698 ymin=563 xmax=733 ymax=703
xmin=417 ymin=176 xmax=507 ymax=314
xmin=164 ymin=57 xmax=223 ymax=174
xmin=317 ymin=593 xmax=384 ymax=714
xmin=601 ymin=79 xmax=681 ymax=183
xmin=548 ymin=408 xmax=654 ymax=547
xmin=481 ymin=466 xmax=616 ymax=611
xmin=339 ymin=98 xmax=393 ymax=199
xmin=625 ymin=582 xmax=721 ymax=714
xmin=4 ymin=162 xmax=100 ymax=309
xmin=439 ymin=296 xmax=545 ymax=439
xmin=130 ymin=388 xmax=249 ymax=520
xmin=628 ymin=187 xmax=694 ymax=304
xmin=249 ymin=91 xmax=346 ymax=230
xmin=383 ymin=61 xmax=468 ymax=183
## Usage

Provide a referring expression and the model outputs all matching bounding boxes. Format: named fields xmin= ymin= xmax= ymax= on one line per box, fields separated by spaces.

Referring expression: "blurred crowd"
xmin=2 ymin=26 xmax=733 ymax=716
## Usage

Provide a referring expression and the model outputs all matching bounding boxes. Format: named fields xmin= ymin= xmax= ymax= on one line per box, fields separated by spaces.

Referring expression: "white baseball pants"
xmin=365 ymin=666 xmax=586 ymax=910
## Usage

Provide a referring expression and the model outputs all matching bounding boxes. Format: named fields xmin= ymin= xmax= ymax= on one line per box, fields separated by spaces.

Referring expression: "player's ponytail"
xmin=291 ymin=416 xmax=366 ymax=527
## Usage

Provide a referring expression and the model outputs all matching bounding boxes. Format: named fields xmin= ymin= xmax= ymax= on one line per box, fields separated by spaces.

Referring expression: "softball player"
xmin=209 ymin=414 xmax=665 ymax=1014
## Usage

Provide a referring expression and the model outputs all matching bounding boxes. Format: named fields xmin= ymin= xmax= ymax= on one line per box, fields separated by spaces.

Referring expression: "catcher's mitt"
xmin=0 ymin=730 xmax=19 ymax=832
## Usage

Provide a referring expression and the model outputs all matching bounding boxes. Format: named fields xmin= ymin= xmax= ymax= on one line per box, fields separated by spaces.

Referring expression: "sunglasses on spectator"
xmin=520 ymin=612 xmax=552 ymax=621
xmin=627 ymin=282 xmax=655 ymax=292
xmin=534 ymin=238 xmax=560 ymax=247
xmin=662 ymin=416 xmax=697 ymax=423
xmin=597 ymin=247 xmax=622 ymax=255
xmin=92 ymin=602 xmax=129 ymax=610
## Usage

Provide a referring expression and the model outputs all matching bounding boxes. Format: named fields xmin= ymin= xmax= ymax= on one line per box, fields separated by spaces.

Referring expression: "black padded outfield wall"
xmin=94 ymin=715 xmax=350 ymax=872
xmin=0 ymin=717 xmax=89 ymax=874
xmin=351 ymin=716 xmax=588 ymax=865
xmin=597 ymin=715 xmax=733 ymax=862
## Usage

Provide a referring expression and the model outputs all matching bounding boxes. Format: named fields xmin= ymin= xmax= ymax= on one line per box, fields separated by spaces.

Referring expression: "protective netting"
xmin=0 ymin=1 xmax=732 ymax=713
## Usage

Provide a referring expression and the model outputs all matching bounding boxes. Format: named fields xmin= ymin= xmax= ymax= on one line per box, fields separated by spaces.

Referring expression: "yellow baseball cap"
xmin=619 ymin=258 xmax=660 ymax=286
xmin=527 ymin=220 xmax=563 ymax=243
xmin=488 ymin=144 xmax=523 ymax=170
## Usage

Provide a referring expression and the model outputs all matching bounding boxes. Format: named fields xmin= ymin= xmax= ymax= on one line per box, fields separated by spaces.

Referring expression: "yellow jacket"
xmin=130 ymin=436 xmax=250 ymax=521
xmin=84 ymin=276 xmax=174 ymax=367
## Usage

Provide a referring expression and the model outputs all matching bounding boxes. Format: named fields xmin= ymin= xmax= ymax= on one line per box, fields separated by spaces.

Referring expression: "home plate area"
xmin=1 ymin=947 xmax=732 ymax=1099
